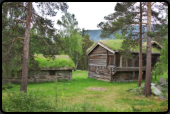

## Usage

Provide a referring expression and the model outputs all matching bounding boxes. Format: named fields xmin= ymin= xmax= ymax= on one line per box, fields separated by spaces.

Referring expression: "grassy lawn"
xmin=2 ymin=70 xmax=168 ymax=112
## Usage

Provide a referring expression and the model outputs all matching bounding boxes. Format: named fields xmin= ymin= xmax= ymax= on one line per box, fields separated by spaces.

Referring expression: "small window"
xmin=49 ymin=70 xmax=56 ymax=76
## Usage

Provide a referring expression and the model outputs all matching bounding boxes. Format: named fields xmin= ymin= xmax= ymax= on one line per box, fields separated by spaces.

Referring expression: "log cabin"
xmin=2 ymin=55 xmax=75 ymax=84
xmin=86 ymin=39 xmax=162 ymax=82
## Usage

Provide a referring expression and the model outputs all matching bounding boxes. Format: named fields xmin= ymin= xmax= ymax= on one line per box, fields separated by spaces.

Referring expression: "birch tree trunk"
xmin=20 ymin=2 xmax=32 ymax=93
xmin=75 ymin=53 xmax=78 ymax=70
xmin=144 ymin=2 xmax=152 ymax=97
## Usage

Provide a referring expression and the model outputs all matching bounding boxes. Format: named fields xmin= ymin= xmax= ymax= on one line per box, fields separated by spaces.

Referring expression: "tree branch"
xmin=14 ymin=19 xmax=27 ymax=24
xmin=2 ymin=37 xmax=24 ymax=44
xmin=31 ymin=32 xmax=51 ymax=48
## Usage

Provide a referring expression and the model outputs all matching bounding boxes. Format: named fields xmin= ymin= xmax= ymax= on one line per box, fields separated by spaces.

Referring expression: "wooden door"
xmin=108 ymin=55 xmax=114 ymax=65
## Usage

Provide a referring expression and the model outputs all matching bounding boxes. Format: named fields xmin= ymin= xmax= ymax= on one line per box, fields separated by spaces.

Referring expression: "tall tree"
xmin=20 ymin=2 xmax=32 ymax=92
xmin=138 ymin=2 xmax=143 ymax=86
xmin=144 ymin=2 xmax=152 ymax=97
xmin=97 ymin=2 xmax=167 ymax=97
xmin=78 ymin=33 xmax=94 ymax=70
xmin=56 ymin=12 xmax=83 ymax=69
xmin=152 ymin=10 xmax=168 ymax=81
xmin=2 ymin=2 xmax=69 ymax=92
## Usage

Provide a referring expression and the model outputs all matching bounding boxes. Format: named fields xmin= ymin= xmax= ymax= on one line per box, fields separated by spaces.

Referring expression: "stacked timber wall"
xmin=111 ymin=71 xmax=146 ymax=82
xmin=2 ymin=70 xmax=72 ymax=84
xmin=88 ymin=45 xmax=114 ymax=82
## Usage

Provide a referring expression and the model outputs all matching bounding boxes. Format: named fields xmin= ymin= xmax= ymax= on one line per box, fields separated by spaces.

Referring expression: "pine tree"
xmin=97 ymin=2 xmax=167 ymax=97
xmin=2 ymin=2 xmax=69 ymax=92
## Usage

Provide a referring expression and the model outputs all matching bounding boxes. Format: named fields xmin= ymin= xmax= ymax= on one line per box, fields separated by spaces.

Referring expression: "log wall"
xmin=88 ymin=65 xmax=116 ymax=82
xmin=89 ymin=45 xmax=107 ymax=66
xmin=111 ymin=71 xmax=146 ymax=82
xmin=87 ymin=44 xmax=160 ymax=82
xmin=2 ymin=70 xmax=72 ymax=84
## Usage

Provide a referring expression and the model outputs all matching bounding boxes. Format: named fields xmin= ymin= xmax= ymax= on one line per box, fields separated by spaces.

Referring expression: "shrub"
xmin=2 ymin=82 xmax=14 ymax=90
xmin=2 ymin=89 xmax=55 ymax=112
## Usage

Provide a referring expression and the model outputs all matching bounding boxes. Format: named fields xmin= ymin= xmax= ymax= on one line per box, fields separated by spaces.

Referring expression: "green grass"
xmin=34 ymin=54 xmax=75 ymax=68
xmin=2 ymin=70 xmax=168 ymax=112
xmin=86 ymin=39 xmax=160 ymax=53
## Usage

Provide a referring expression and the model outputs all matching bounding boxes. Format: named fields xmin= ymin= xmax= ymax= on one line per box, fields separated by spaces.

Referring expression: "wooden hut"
xmin=2 ymin=55 xmax=75 ymax=84
xmin=86 ymin=39 xmax=161 ymax=82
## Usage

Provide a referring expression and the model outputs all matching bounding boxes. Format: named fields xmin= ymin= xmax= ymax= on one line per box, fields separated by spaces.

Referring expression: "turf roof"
xmin=34 ymin=54 xmax=75 ymax=69
xmin=86 ymin=39 xmax=161 ymax=54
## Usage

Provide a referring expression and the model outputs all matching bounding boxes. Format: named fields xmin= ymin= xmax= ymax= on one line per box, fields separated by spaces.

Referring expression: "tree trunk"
xmin=144 ymin=2 xmax=152 ymax=97
xmin=82 ymin=57 xmax=86 ymax=71
xmin=75 ymin=53 xmax=78 ymax=70
xmin=138 ymin=2 xmax=143 ymax=86
xmin=167 ymin=70 xmax=168 ymax=82
xmin=20 ymin=2 xmax=32 ymax=93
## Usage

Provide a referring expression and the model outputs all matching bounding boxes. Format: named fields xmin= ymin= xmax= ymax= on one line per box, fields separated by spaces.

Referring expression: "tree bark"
xmin=167 ymin=70 xmax=168 ymax=82
xmin=20 ymin=2 xmax=32 ymax=93
xmin=82 ymin=57 xmax=86 ymax=71
xmin=144 ymin=2 xmax=152 ymax=97
xmin=75 ymin=53 xmax=78 ymax=70
xmin=138 ymin=2 xmax=143 ymax=86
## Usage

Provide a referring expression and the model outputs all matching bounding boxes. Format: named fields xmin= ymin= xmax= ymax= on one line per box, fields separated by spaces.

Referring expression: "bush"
xmin=2 ymin=89 xmax=55 ymax=112
xmin=2 ymin=82 xmax=14 ymax=90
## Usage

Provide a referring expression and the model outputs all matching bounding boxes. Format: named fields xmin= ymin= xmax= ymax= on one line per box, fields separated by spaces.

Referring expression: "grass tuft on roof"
xmin=86 ymin=39 xmax=160 ymax=54
xmin=34 ymin=54 xmax=75 ymax=68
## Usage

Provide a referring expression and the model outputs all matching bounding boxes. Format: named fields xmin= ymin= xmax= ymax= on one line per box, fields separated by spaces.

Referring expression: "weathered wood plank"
xmin=116 ymin=67 xmax=146 ymax=71
xmin=89 ymin=54 xmax=107 ymax=56
xmin=89 ymin=56 xmax=107 ymax=59
xmin=120 ymin=55 xmax=122 ymax=67
xmin=89 ymin=71 xmax=111 ymax=79
xmin=89 ymin=58 xmax=106 ymax=61
xmin=91 ymin=51 xmax=106 ymax=54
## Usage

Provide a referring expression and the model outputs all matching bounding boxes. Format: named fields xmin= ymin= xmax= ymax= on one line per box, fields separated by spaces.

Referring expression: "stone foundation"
xmin=2 ymin=70 xmax=72 ymax=84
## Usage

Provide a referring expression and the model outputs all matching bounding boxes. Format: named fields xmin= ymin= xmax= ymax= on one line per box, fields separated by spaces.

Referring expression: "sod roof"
xmin=86 ymin=39 xmax=161 ymax=55
xmin=34 ymin=54 xmax=75 ymax=69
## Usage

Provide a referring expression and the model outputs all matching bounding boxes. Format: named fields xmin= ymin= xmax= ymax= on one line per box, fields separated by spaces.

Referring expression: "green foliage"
xmin=2 ymin=90 xmax=55 ymax=112
xmin=77 ymin=33 xmax=94 ymax=70
xmin=114 ymin=33 xmax=126 ymax=39
xmin=2 ymin=2 xmax=69 ymax=79
xmin=146 ymin=31 xmax=155 ymax=38
xmin=86 ymin=39 xmax=160 ymax=53
xmin=56 ymin=12 xmax=83 ymax=67
xmin=34 ymin=54 xmax=75 ymax=68
xmin=152 ymin=37 xmax=168 ymax=75
xmin=2 ymin=83 xmax=15 ymax=90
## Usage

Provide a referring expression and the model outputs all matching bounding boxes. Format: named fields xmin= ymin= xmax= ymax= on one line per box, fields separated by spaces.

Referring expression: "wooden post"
xmin=126 ymin=60 xmax=128 ymax=67
xmin=106 ymin=50 xmax=108 ymax=67
xmin=133 ymin=71 xmax=135 ymax=80
xmin=120 ymin=55 xmax=122 ymax=67
xmin=114 ymin=53 xmax=116 ymax=66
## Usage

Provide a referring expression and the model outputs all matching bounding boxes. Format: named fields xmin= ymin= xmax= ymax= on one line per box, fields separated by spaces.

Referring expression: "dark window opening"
xmin=152 ymin=56 xmax=157 ymax=67
xmin=49 ymin=70 xmax=56 ymax=76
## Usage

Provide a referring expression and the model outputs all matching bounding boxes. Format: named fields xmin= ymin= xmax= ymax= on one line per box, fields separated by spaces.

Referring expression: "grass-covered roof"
xmin=86 ymin=39 xmax=161 ymax=54
xmin=34 ymin=54 xmax=75 ymax=69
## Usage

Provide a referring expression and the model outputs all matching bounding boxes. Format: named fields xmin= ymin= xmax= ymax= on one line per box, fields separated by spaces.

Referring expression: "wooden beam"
xmin=126 ymin=59 xmax=128 ymax=67
xmin=106 ymin=50 xmax=108 ymax=67
xmin=114 ymin=53 xmax=116 ymax=66
xmin=133 ymin=71 xmax=135 ymax=80
xmin=120 ymin=55 xmax=122 ymax=67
